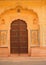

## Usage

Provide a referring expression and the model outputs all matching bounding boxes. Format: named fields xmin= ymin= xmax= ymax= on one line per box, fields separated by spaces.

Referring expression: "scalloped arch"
xmin=0 ymin=5 xmax=39 ymax=30
xmin=0 ymin=6 xmax=38 ymax=19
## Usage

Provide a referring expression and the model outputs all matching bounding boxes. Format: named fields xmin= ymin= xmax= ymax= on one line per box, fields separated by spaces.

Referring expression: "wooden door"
xmin=10 ymin=19 xmax=28 ymax=54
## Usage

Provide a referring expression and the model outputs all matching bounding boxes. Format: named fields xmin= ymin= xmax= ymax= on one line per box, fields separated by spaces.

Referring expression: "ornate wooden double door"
xmin=10 ymin=19 xmax=28 ymax=54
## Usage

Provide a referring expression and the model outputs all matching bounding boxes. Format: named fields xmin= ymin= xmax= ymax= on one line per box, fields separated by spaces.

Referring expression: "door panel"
xmin=10 ymin=19 xmax=28 ymax=54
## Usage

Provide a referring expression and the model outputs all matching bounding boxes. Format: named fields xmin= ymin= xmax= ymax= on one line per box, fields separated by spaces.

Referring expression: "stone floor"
xmin=0 ymin=57 xmax=46 ymax=65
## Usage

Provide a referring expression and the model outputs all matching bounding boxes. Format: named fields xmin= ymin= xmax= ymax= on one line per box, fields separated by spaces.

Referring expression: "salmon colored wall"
xmin=0 ymin=0 xmax=46 ymax=57
xmin=0 ymin=0 xmax=45 ymax=46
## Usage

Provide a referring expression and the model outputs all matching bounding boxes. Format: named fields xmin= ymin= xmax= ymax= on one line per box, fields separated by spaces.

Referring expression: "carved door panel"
xmin=19 ymin=31 xmax=28 ymax=53
xmin=10 ymin=19 xmax=28 ymax=54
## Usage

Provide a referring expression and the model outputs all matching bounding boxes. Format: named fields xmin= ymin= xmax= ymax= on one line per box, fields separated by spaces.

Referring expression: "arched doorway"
xmin=10 ymin=19 xmax=28 ymax=54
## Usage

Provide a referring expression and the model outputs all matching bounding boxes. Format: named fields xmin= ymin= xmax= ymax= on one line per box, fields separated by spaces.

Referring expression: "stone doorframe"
xmin=0 ymin=6 xmax=40 ymax=56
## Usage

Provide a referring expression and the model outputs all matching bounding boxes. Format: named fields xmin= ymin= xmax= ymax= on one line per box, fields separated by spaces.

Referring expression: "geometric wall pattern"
xmin=0 ymin=30 xmax=7 ymax=47
xmin=31 ymin=30 xmax=40 ymax=46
